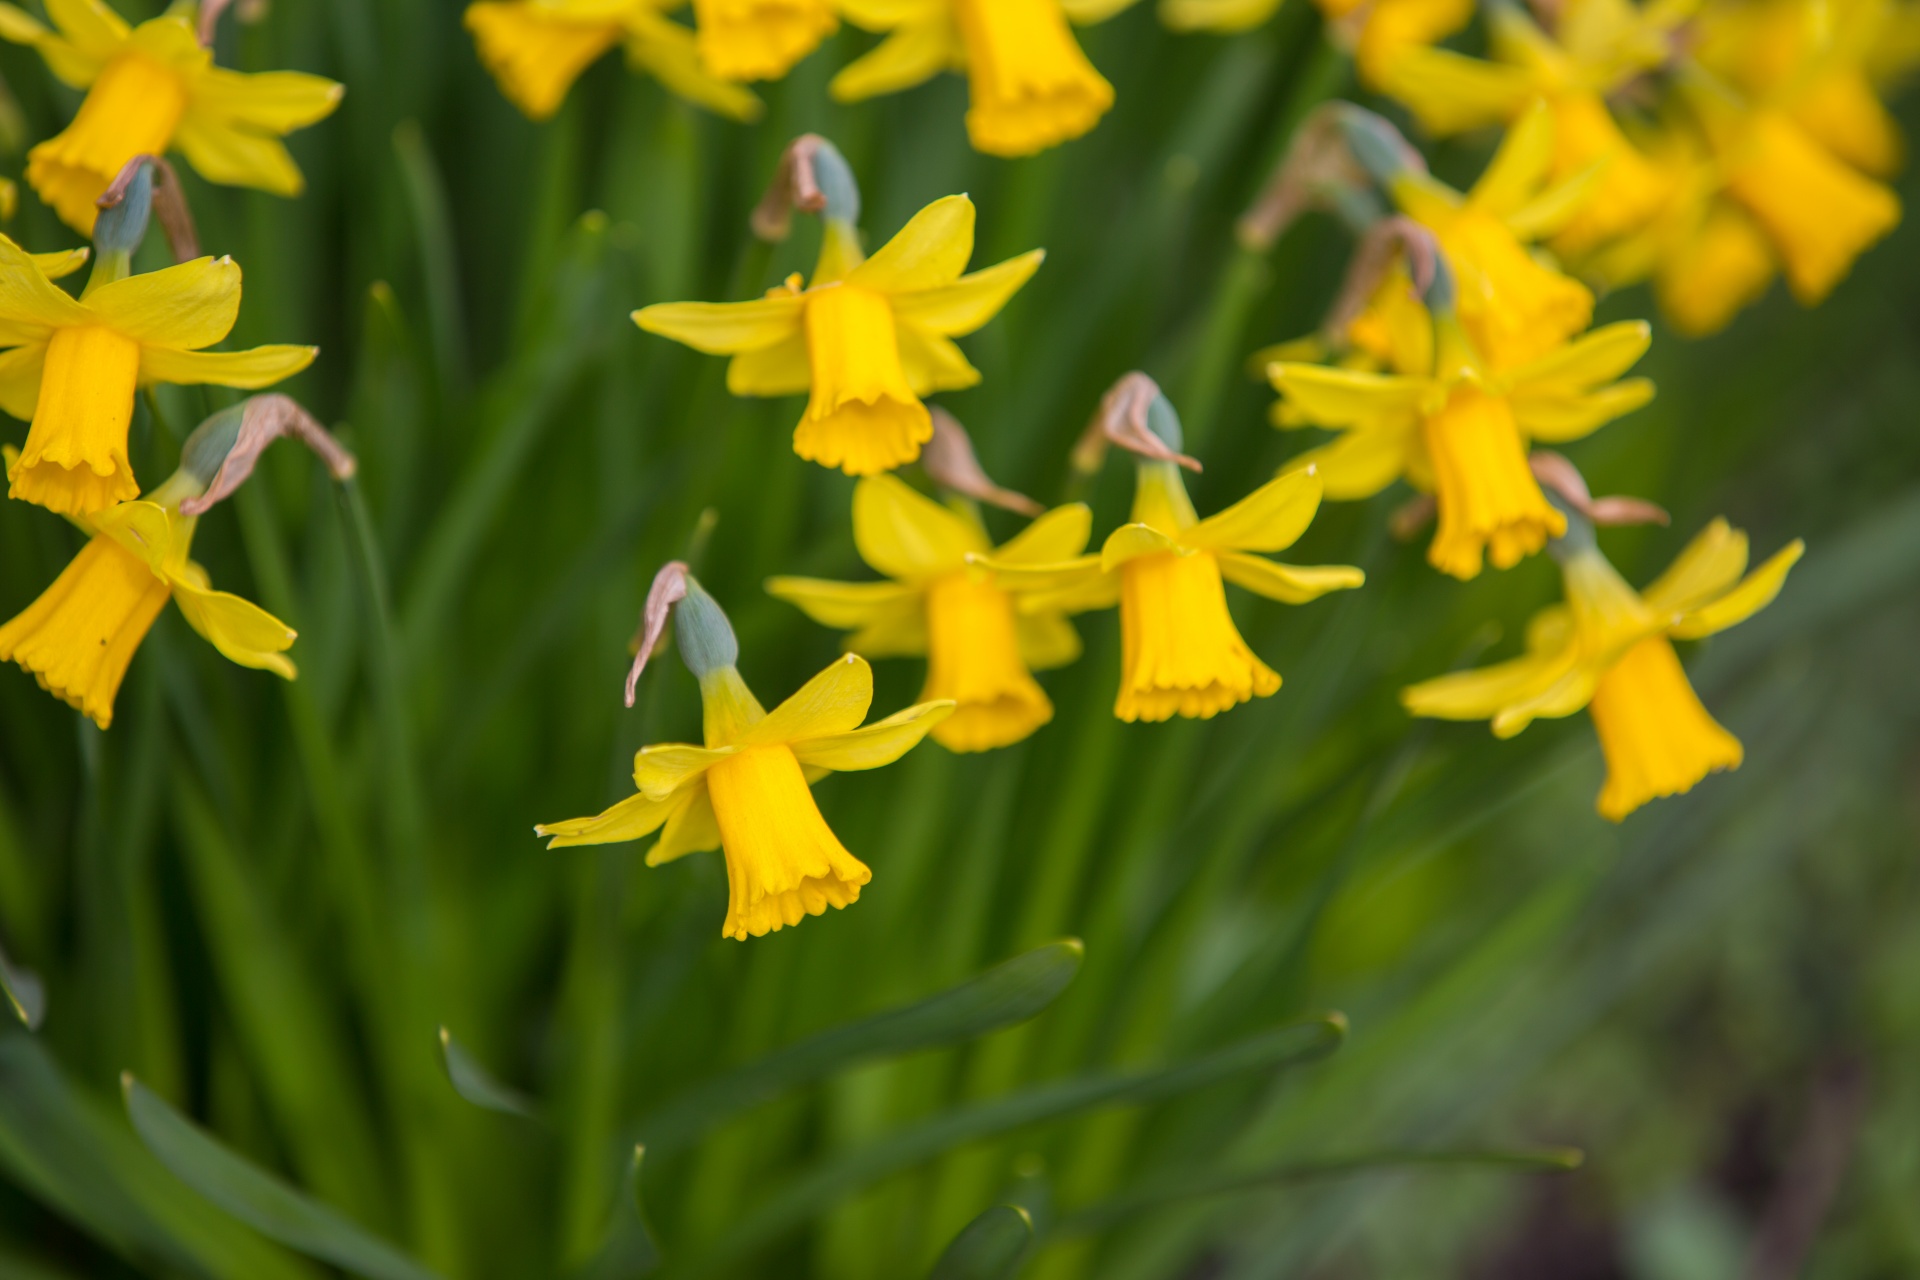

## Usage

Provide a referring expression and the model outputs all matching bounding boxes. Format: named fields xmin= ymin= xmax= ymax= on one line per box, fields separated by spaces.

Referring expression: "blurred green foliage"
xmin=0 ymin=1 xmax=1916 ymax=1277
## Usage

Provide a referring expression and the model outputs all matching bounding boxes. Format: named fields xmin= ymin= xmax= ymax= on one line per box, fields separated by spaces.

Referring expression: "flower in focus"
xmin=982 ymin=392 xmax=1363 ymax=722
xmin=0 ymin=0 xmax=342 ymax=233
xmin=0 ymin=234 xmax=317 ymax=517
xmin=1270 ymin=280 xmax=1654 ymax=579
xmin=464 ymin=0 xmax=761 ymax=122
xmin=635 ymin=191 xmax=1043 ymax=475
xmin=1403 ymin=514 xmax=1803 ymax=820
xmin=0 ymin=449 xmax=297 ymax=730
xmin=832 ymin=0 xmax=1136 ymax=157
xmin=538 ymin=573 xmax=951 ymax=939
xmin=768 ymin=474 xmax=1091 ymax=752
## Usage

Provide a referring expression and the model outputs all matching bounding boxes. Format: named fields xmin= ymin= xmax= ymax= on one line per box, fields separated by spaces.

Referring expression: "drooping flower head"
xmin=832 ymin=0 xmax=1132 ymax=157
xmin=0 ymin=162 xmax=317 ymax=517
xmin=0 ymin=395 xmax=354 ymax=729
xmin=538 ymin=565 xmax=953 ymax=938
xmin=1269 ymin=251 xmax=1655 ymax=580
xmin=635 ymin=136 xmax=1043 ymax=476
xmin=464 ymin=0 xmax=764 ymax=122
xmin=1404 ymin=502 xmax=1803 ymax=820
xmin=979 ymin=376 xmax=1363 ymax=723
xmin=0 ymin=0 xmax=342 ymax=234
xmin=769 ymin=419 xmax=1091 ymax=751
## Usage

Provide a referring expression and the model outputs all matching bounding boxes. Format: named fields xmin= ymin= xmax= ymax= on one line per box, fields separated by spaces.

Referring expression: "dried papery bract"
xmin=1323 ymin=215 xmax=1439 ymax=340
xmin=1530 ymin=451 xmax=1670 ymax=528
xmin=98 ymin=154 xmax=199 ymax=263
xmin=1238 ymin=105 xmax=1386 ymax=251
xmin=198 ymin=0 xmax=238 ymax=45
xmin=923 ymin=408 xmax=1041 ymax=516
xmin=1071 ymin=372 xmax=1203 ymax=481
xmin=177 ymin=395 xmax=358 ymax=516
xmin=750 ymin=133 xmax=832 ymax=241
xmin=626 ymin=562 xmax=691 ymax=707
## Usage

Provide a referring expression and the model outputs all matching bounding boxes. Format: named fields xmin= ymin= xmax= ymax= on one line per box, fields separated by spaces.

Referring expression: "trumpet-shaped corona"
xmin=1115 ymin=546 xmax=1279 ymax=721
xmin=693 ymin=0 xmax=836 ymax=81
xmin=637 ymin=195 xmax=1043 ymax=475
xmin=0 ymin=2 xmax=341 ymax=232
xmin=769 ymin=475 xmax=1090 ymax=752
xmin=1422 ymin=387 xmax=1565 ymax=579
xmin=1402 ymin=518 xmax=1803 ymax=820
xmin=707 ymin=744 xmax=870 ymax=938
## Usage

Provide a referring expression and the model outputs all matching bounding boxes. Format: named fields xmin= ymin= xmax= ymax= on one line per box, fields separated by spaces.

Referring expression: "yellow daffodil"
xmin=0 ymin=0 xmax=342 ymax=234
xmin=0 ymin=235 xmax=317 ymax=517
xmin=1270 ymin=290 xmax=1654 ymax=579
xmin=768 ymin=475 xmax=1091 ymax=752
xmin=464 ymin=0 xmax=761 ymax=122
xmin=1377 ymin=0 xmax=1685 ymax=259
xmin=694 ymin=0 xmax=837 ymax=81
xmin=1364 ymin=104 xmax=1598 ymax=373
xmin=1167 ymin=0 xmax=1472 ymax=84
xmin=832 ymin=0 xmax=1136 ymax=156
xmin=635 ymin=193 xmax=1042 ymax=475
xmin=1404 ymin=515 xmax=1802 ymax=820
xmin=0 ymin=457 xmax=296 ymax=729
xmin=980 ymin=403 xmax=1363 ymax=721
xmin=539 ymin=574 xmax=951 ymax=938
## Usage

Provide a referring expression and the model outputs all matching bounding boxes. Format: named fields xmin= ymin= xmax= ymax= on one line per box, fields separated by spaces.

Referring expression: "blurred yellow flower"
xmin=540 ymin=630 xmax=951 ymax=938
xmin=0 ymin=468 xmax=296 ymax=730
xmin=832 ymin=0 xmax=1134 ymax=156
xmin=0 ymin=0 xmax=342 ymax=233
xmin=1170 ymin=0 xmax=1473 ymax=84
xmin=1271 ymin=305 xmax=1653 ymax=579
xmin=0 ymin=236 xmax=316 ymax=517
xmin=464 ymin=0 xmax=761 ymax=122
xmin=693 ymin=0 xmax=836 ymax=80
xmin=635 ymin=195 xmax=1042 ymax=475
xmin=769 ymin=475 xmax=1090 ymax=752
xmin=983 ymin=459 xmax=1362 ymax=723
xmin=1387 ymin=104 xmax=1597 ymax=372
xmin=1404 ymin=517 xmax=1802 ymax=820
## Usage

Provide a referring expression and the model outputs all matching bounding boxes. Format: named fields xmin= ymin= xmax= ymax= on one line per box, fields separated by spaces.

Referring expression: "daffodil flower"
xmin=1404 ymin=514 xmax=1803 ymax=821
xmin=832 ymin=0 xmax=1136 ymax=157
xmin=693 ymin=0 xmax=837 ymax=81
xmin=0 ymin=0 xmax=342 ymax=234
xmin=768 ymin=475 xmax=1090 ymax=752
xmin=1377 ymin=104 xmax=1599 ymax=373
xmin=1270 ymin=287 xmax=1654 ymax=579
xmin=0 ymin=234 xmax=317 ymax=517
xmin=635 ymin=192 xmax=1043 ymax=475
xmin=0 ymin=449 xmax=295 ymax=730
xmin=1163 ymin=0 xmax=1473 ymax=86
xmin=979 ymin=399 xmax=1363 ymax=722
xmin=538 ymin=575 xmax=952 ymax=939
xmin=464 ymin=0 xmax=762 ymax=123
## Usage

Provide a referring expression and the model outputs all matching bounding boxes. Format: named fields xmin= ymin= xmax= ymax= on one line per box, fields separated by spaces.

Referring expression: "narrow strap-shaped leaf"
xmin=1053 ymin=1146 xmax=1584 ymax=1234
xmin=637 ymin=940 xmax=1085 ymax=1154
xmin=437 ymin=1027 xmax=538 ymax=1120
xmin=0 ymin=944 xmax=43 ymax=1030
xmin=122 ymin=1077 xmax=443 ymax=1280
xmin=929 ymin=1205 xmax=1032 ymax=1280
xmin=684 ymin=1014 xmax=1345 ymax=1275
xmin=569 ymin=1146 xmax=659 ymax=1280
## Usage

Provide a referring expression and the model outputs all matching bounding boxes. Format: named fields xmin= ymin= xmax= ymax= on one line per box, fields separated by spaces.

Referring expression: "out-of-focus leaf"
xmin=437 ymin=1027 xmax=537 ymax=1119
xmin=686 ymin=1014 xmax=1346 ymax=1275
xmin=0 ymin=1034 xmax=318 ymax=1280
xmin=928 ymin=1205 xmax=1032 ymax=1280
xmin=121 ymin=1076 xmax=442 ymax=1280
xmin=570 ymin=1145 xmax=659 ymax=1280
xmin=638 ymin=939 xmax=1086 ymax=1154
xmin=0 ymin=945 xmax=42 ymax=1031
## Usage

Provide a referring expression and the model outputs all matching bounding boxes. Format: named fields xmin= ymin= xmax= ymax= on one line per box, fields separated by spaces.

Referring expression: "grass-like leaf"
xmin=928 ymin=1204 xmax=1033 ymax=1280
xmin=437 ymin=1027 xmax=538 ymax=1119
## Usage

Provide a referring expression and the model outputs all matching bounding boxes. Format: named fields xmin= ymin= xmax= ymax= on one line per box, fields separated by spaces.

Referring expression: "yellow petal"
xmin=169 ymin=573 xmax=298 ymax=679
xmin=1470 ymin=99 xmax=1556 ymax=217
xmin=540 ymin=789 xmax=677 ymax=850
xmin=791 ymin=699 xmax=953 ymax=770
xmin=171 ymin=117 xmax=305 ymax=196
xmin=83 ymin=256 xmax=240 ymax=349
xmin=896 ymin=322 xmax=981 ymax=395
xmin=189 ymin=66 xmax=344 ymax=132
xmin=889 ymin=249 xmax=1044 ymax=336
xmin=726 ymin=329 xmax=810 ymax=396
xmin=1279 ymin=423 xmax=1415 ymax=501
xmin=647 ymin=783 xmax=723 ymax=864
xmin=1158 ymin=0 xmax=1283 ymax=31
xmin=1058 ymin=0 xmax=1143 ymax=19
xmin=1217 ymin=553 xmax=1365 ymax=603
xmin=1372 ymin=44 xmax=1533 ymax=136
xmin=1183 ymin=469 xmax=1323 ymax=554
xmin=634 ymin=743 xmax=737 ymax=800
xmin=1671 ymin=540 xmax=1802 ymax=640
xmin=1268 ymin=363 xmax=1429 ymax=429
xmin=738 ymin=653 xmax=876 ymax=747
xmin=0 ymin=342 xmax=47 ymax=420
xmin=1401 ymin=645 xmax=1572 ymax=724
xmin=465 ymin=1 xmax=621 ymax=121
xmin=993 ymin=503 xmax=1092 ymax=565
xmin=848 ymin=194 xmax=976 ymax=294
xmin=1640 ymin=518 xmax=1747 ymax=616
xmin=766 ymin=577 xmax=924 ymax=632
xmin=1510 ymin=379 xmax=1654 ymax=444
xmin=139 ymin=344 xmax=318 ymax=390
xmin=852 ymin=473 xmax=983 ymax=580
xmin=828 ymin=20 xmax=953 ymax=102
xmin=45 ymin=0 xmax=127 ymax=56
xmin=1099 ymin=522 xmax=1182 ymax=572
xmin=847 ymin=608 xmax=931 ymax=658
xmin=1503 ymin=320 xmax=1650 ymax=395
xmin=1015 ymin=610 xmax=1081 ymax=670
xmin=622 ymin=10 xmax=766 ymax=121
xmin=0 ymin=234 xmax=93 ymax=333
xmin=634 ymin=294 xmax=804 ymax=353
xmin=30 ymin=247 xmax=90 ymax=281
